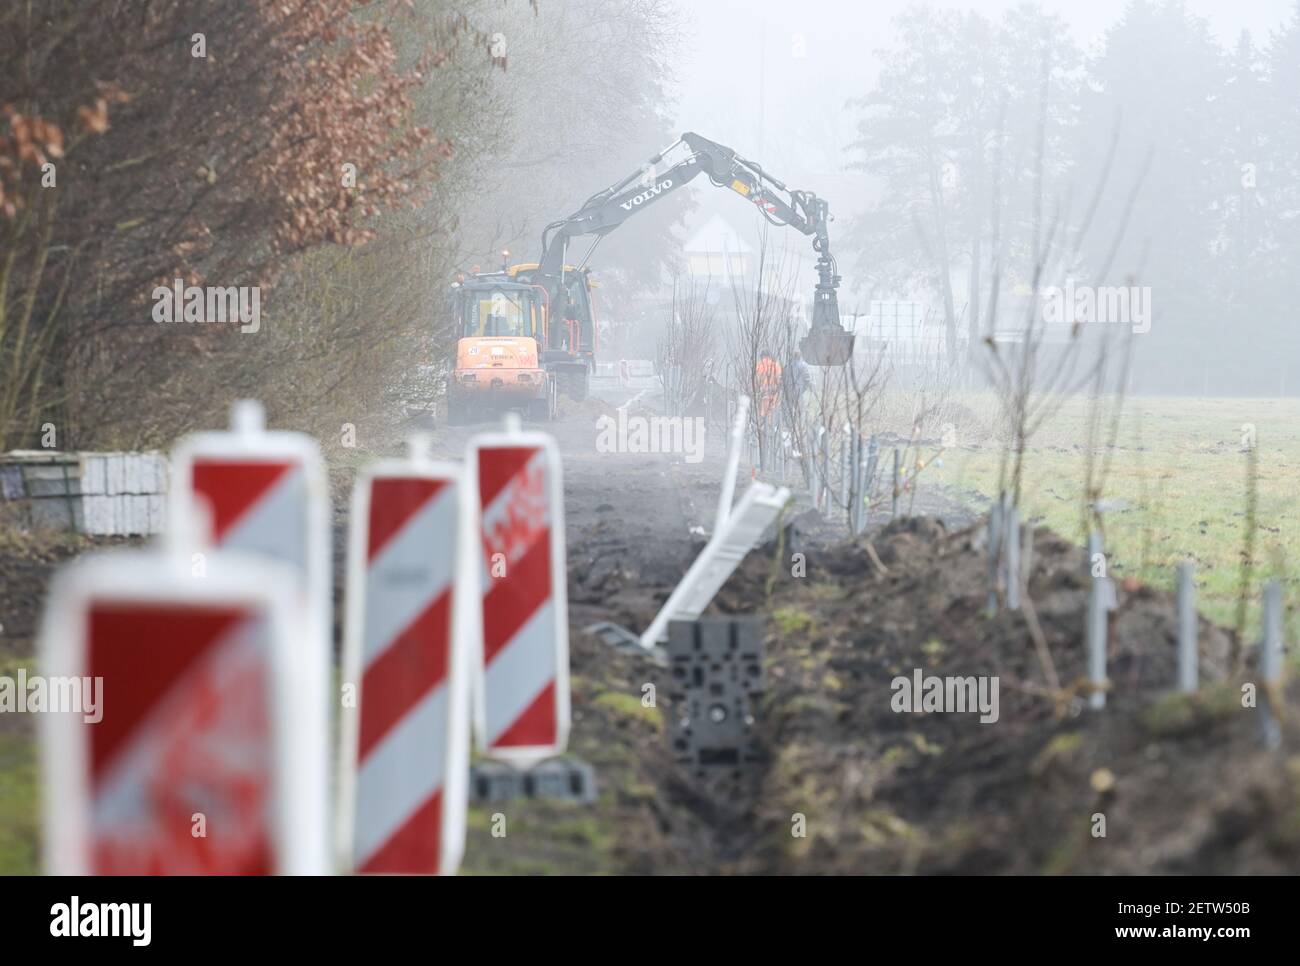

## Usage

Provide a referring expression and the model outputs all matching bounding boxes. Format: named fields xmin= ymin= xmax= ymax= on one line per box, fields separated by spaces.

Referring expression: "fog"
xmin=676 ymin=0 xmax=1289 ymax=159
xmin=658 ymin=0 xmax=1299 ymax=394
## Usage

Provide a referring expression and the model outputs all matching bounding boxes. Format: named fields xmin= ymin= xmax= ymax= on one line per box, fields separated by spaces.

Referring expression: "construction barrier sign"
xmin=339 ymin=454 xmax=471 ymax=875
xmin=167 ymin=400 xmax=331 ymax=864
xmin=168 ymin=401 xmax=329 ymax=632
xmin=39 ymin=549 xmax=324 ymax=875
xmin=466 ymin=422 xmax=570 ymax=764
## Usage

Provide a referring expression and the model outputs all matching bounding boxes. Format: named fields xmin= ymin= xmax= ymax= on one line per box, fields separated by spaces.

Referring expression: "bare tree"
xmin=978 ymin=68 xmax=1150 ymax=518
xmin=657 ymin=273 xmax=717 ymax=417
xmin=723 ymin=229 xmax=802 ymax=468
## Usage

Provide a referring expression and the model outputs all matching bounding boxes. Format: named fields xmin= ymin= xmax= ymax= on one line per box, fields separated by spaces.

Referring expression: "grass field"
xmin=923 ymin=395 xmax=1300 ymax=641
xmin=0 ymin=734 xmax=37 ymax=874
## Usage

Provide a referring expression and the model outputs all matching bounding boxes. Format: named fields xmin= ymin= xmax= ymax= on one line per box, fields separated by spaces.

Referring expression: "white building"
xmin=683 ymin=214 xmax=753 ymax=283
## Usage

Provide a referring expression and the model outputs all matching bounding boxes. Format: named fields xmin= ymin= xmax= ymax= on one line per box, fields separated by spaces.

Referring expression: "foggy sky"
xmin=671 ymin=0 xmax=1294 ymax=184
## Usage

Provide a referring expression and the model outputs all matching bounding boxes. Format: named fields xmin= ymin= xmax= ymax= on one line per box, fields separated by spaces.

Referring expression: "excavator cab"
xmin=458 ymin=284 xmax=537 ymax=339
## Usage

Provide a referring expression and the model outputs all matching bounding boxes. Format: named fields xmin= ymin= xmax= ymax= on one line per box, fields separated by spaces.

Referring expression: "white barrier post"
xmin=862 ymin=434 xmax=879 ymax=534
xmin=1005 ymin=504 xmax=1021 ymax=611
xmin=715 ymin=395 xmax=750 ymax=531
xmin=820 ymin=427 xmax=831 ymax=512
xmin=1086 ymin=530 xmax=1113 ymax=711
xmin=1021 ymin=520 xmax=1035 ymax=594
xmin=1259 ymin=580 xmax=1283 ymax=749
xmin=1177 ymin=561 xmax=1198 ymax=694
xmin=891 ymin=448 xmax=900 ymax=518
xmin=848 ymin=429 xmax=860 ymax=534
xmin=840 ymin=424 xmax=851 ymax=517
xmin=985 ymin=497 xmax=1003 ymax=618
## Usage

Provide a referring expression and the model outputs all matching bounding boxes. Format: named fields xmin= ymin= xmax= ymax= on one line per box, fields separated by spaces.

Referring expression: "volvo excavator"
xmin=449 ymin=132 xmax=856 ymax=414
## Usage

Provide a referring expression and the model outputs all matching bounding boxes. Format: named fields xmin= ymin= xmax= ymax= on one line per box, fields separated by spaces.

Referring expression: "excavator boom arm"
xmin=536 ymin=131 xmax=854 ymax=366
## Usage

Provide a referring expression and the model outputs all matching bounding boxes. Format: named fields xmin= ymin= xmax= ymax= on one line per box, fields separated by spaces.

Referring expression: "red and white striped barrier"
xmin=167 ymin=399 xmax=331 ymax=864
xmin=465 ymin=416 xmax=570 ymax=765
xmin=39 ymin=544 xmax=325 ymax=874
xmin=169 ymin=402 xmax=329 ymax=628
xmin=339 ymin=440 xmax=472 ymax=875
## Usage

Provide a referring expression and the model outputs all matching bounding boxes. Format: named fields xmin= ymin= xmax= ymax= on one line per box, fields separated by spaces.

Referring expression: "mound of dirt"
xmin=705 ymin=517 xmax=1300 ymax=874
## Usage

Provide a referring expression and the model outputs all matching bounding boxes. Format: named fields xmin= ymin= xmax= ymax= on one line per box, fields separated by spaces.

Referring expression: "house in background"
xmin=683 ymin=214 xmax=753 ymax=284
xmin=678 ymin=209 xmax=809 ymax=327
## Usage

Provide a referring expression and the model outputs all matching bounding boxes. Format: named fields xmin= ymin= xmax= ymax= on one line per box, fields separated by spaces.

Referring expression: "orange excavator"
xmin=447 ymin=131 xmax=856 ymax=420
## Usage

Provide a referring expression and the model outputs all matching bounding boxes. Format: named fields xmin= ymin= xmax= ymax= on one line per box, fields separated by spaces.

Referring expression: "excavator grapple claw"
xmin=800 ymin=326 xmax=856 ymax=367
xmin=804 ymin=268 xmax=854 ymax=366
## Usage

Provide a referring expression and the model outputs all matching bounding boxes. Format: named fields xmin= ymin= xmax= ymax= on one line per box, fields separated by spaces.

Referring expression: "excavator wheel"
xmin=801 ymin=327 xmax=856 ymax=367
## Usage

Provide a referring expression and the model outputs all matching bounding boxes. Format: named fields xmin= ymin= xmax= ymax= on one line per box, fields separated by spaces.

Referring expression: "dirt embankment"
xmin=708 ymin=517 xmax=1300 ymax=874
xmin=446 ymin=414 xmax=1300 ymax=875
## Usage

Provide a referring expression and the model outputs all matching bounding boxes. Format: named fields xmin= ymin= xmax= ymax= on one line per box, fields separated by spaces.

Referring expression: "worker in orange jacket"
xmin=755 ymin=349 xmax=782 ymax=424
